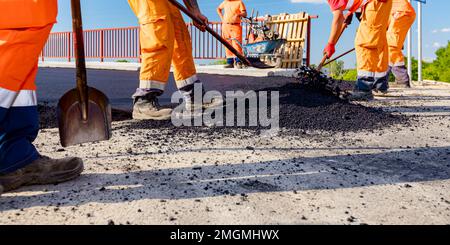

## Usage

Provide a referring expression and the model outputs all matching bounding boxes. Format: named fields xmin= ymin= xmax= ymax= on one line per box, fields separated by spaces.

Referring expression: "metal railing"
xmin=41 ymin=20 xmax=312 ymax=65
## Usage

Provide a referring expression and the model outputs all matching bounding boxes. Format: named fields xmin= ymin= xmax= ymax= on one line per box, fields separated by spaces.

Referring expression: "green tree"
xmin=407 ymin=41 xmax=450 ymax=82
xmin=325 ymin=60 xmax=345 ymax=79
xmin=341 ymin=69 xmax=357 ymax=81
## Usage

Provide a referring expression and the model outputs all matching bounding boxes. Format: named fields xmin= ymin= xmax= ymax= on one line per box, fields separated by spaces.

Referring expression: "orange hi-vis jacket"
xmin=219 ymin=0 xmax=246 ymax=24
xmin=0 ymin=0 xmax=57 ymax=29
xmin=328 ymin=0 xmax=371 ymax=13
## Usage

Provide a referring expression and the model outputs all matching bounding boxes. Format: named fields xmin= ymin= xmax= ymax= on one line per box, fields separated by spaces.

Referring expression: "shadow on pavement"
xmin=1 ymin=146 xmax=449 ymax=211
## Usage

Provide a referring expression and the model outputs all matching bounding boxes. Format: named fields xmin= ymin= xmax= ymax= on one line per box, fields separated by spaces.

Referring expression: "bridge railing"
xmin=40 ymin=20 xmax=312 ymax=65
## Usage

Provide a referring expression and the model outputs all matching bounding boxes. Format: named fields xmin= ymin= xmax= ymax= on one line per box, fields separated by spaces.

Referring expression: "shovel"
xmin=168 ymin=0 xmax=274 ymax=69
xmin=57 ymin=0 xmax=112 ymax=147
xmin=322 ymin=48 xmax=355 ymax=67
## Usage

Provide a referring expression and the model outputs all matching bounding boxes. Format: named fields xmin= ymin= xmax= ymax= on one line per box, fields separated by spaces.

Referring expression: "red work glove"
xmin=323 ymin=42 xmax=336 ymax=59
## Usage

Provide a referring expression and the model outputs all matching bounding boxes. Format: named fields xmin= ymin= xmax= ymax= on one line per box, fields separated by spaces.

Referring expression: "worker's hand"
xmin=193 ymin=11 xmax=209 ymax=32
xmin=323 ymin=43 xmax=336 ymax=59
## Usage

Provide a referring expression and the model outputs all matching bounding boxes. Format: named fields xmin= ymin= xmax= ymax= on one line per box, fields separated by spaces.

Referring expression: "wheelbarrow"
xmin=244 ymin=39 xmax=286 ymax=68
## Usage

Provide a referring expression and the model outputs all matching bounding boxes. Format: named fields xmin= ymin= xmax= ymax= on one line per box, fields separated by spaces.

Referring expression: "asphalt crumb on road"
xmin=38 ymin=81 xmax=409 ymax=134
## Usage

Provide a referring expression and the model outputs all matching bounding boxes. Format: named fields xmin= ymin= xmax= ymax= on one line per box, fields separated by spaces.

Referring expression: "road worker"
xmin=128 ymin=0 xmax=223 ymax=120
xmin=387 ymin=0 xmax=416 ymax=88
xmin=217 ymin=0 xmax=247 ymax=69
xmin=324 ymin=0 xmax=393 ymax=101
xmin=0 ymin=0 xmax=84 ymax=194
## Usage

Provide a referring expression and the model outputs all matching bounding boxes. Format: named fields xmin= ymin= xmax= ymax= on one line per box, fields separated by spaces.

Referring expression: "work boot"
xmin=181 ymin=82 xmax=224 ymax=111
xmin=132 ymin=93 xmax=173 ymax=120
xmin=373 ymin=88 xmax=389 ymax=96
xmin=235 ymin=61 xmax=244 ymax=69
xmin=224 ymin=58 xmax=234 ymax=69
xmin=0 ymin=184 xmax=3 ymax=196
xmin=346 ymin=90 xmax=374 ymax=101
xmin=394 ymin=81 xmax=411 ymax=88
xmin=0 ymin=155 xmax=84 ymax=193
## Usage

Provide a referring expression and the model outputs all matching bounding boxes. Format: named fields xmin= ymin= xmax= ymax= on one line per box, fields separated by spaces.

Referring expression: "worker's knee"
xmin=139 ymin=17 xmax=174 ymax=53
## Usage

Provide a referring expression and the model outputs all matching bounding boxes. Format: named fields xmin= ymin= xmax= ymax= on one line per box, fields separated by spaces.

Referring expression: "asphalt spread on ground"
xmin=37 ymin=70 xmax=409 ymax=134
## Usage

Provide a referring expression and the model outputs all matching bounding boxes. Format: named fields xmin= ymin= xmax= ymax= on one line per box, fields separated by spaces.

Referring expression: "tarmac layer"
xmin=38 ymin=76 xmax=408 ymax=133
xmin=1 ymin=69 xmax=449 ymax=225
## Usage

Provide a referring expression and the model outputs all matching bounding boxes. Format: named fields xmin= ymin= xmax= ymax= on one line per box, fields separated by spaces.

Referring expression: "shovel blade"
xmin=57 ymin=87 xmax=112 ymax=147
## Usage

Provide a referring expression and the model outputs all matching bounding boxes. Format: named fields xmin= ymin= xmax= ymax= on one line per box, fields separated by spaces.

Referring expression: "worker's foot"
xmin=235 ymin=61 xmax=244 ymax=69
xmin=0 ymin=184 xmax=4 ymax=196
xmin=175 ymin=82 xmax=224 ymax=119
xmin=0 ymin=155 xmax=84 ymax=193
xmin=395 ymin=82 xmax=411 ymax=88
xmin=346 ymin=90 xmax=374 ymax=101
xmin=132 ymin=93 xmax=172 ymax=120
xmin=373 ymin=88 xmax=389 ymax=96
xmin=187 ymin=96 xmax=224 ymax=111
xmin=224 ymin=63 xmax=234 ymax=69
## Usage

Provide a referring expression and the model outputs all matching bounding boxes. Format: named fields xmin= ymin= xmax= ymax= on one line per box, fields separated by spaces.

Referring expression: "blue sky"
xmin=53 ymin=0 xmax=449 ymax=67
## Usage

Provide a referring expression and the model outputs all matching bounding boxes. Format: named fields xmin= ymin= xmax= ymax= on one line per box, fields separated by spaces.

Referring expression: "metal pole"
xmin=407 ymin=0 xmax=412 ymax=81
xmin=417 ymin=1 xmax=423 ymax=83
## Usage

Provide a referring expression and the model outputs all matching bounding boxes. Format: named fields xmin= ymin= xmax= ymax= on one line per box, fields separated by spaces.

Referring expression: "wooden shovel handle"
xmin=71 ymin=0 xmax=89 ymax=121
xmin=167 ymin=0 xmax=252 ymax=66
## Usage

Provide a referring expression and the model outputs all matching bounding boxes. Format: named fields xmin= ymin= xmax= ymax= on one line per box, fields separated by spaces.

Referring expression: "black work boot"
xmin=224 ymin=58 xmax=234 ymax=69
xmin=0 ymin=184 xmax=3 ymax=196
xmin=0 ymin=155 xmax=84 ymax=193
xmin=346 ymin=90 xmax=374 ymax=101
xmin=235 ymin=61 xmax=244 ymax=69
xmin=132 ymin=92 xmax=173 ymax=120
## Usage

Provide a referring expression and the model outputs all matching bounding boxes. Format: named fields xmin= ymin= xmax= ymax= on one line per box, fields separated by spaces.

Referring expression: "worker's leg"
xmin=222 ymin=24 xmax=235 ymax=67
xmin=0 ymin=25 xmax=52 ymax=174
xmin=388 ymin=13 xmax=416 ymax=86
xmin=229 ymin=24 xmax=244 ymax=66
xmin=354 ymin=0 xmax=392 ymax=97
xmin=129 ymin=0 xmax=174 ymax=120
xmin=169 ymin=5 xmax=198 ymax=90
xmin=168 ymin=5 xmax=223 ymax=113
xmin=136 ymin=12 xmax=175 ymax=94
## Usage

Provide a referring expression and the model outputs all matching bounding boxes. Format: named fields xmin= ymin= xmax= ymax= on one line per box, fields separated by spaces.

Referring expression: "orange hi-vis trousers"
xmin=354 ymin=0 xmax=393 ymax=92
xmin=128 ymin=0 xmax=197 ymax=91
xmin=387 ymin=1 xmax=416 ymax=67
xmin=0 ymin=0 xmax=56 ymax=173
xmin=222 ymin=23 xmax=243 ymax=59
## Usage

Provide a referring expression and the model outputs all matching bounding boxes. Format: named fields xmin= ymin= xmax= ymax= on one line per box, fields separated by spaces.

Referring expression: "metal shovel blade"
xmin=57 ymin=87 xmax=112 ymax=147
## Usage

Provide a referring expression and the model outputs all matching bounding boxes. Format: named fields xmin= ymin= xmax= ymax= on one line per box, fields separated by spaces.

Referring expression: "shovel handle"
xmin=168 ymin=0 xmax=252 ymax=66
xmin=323 ymin=48 xmax=355 ymax=67
xmin=71 ymin=0 xmax=89 ymax=121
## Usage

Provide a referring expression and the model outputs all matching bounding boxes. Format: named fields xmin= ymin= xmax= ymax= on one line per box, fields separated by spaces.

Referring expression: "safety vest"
xmin=0 ymin=0 xmax=58 ymax=29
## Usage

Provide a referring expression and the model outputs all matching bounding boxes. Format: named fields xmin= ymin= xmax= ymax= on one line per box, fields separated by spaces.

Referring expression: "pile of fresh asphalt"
xmin=38 ymin=75 xmax=410 ymax=135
